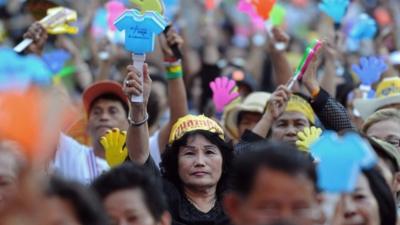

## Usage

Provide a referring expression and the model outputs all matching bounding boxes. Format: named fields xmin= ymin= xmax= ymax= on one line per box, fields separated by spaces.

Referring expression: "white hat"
xmin=354 ymin=77 xmax=400 ymax=120
xmin=223 ymin=92 xmax=271 ymax=140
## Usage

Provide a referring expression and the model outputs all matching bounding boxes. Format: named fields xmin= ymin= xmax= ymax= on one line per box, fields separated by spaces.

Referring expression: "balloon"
xmin=130 ymin=0 xmax=164 ymax=15
xmin=319 ymin=0 xmax=349 ymax=24
xmin=270 ymin=4 xmax=285 ymax=26
xmin=250 ymin=0 xmax=276 ymax=20
xmin=105 ymin=0 xmax=127 ymax=32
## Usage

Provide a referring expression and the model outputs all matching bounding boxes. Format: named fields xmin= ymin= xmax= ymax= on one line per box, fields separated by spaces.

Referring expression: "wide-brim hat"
xmin=223 ymin=92 xmax=271 ymax=140
xmin=354 ymin=77 xmax=400 ymax=120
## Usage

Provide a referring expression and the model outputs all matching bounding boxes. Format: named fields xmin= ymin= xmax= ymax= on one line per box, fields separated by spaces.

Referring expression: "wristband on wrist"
xmin=311 ymin=87 xmax=320 ymax=99
xmin=165 ymin=64 xmax=183 ymax=80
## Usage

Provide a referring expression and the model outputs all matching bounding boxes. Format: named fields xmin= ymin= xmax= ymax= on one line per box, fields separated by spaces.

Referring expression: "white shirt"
xmin=149 ymin=130 xmax=162 ymax=168
xmin=52 ymin=134 xmax=109 ymax=185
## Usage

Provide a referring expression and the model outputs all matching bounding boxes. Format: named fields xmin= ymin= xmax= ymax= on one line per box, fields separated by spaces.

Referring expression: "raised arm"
xmin=268 ymin=27 xmax=293 ymax=86
xmin=125 ymin=64 xmax=152 ymax=165
xmin=157 ymin=27 xmax=188 ymax=153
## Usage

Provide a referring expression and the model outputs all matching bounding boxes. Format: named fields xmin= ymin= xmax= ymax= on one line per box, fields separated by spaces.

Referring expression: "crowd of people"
xmin=0 ymin=0 xmax=400 ymax=225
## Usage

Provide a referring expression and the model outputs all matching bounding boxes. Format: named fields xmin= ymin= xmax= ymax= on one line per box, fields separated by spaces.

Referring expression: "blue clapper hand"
xmin=352 ymin=56 xmax=387 ymax=86
xmin=319 ymin=0 xmax=349 ymax=24
xmin=311 ymin=131 xmax=377 ymax=193
xmin=350 ymin=13 xmax=377 ymax=40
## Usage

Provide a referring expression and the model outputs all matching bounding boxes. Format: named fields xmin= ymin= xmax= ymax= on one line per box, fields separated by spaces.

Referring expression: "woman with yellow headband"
xmin=124 ymin=63 xmax=233 ymax=225
xmin=236 ymin=42 xmax=353 ymax=152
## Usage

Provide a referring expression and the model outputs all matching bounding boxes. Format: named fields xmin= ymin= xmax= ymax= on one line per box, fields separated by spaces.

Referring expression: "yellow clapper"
xmin=14 ymin=6 xmax=78 ymax=53
xmin=100 ymin=128 xmax=128 ymax=167
xmin=296 ymin=126 xmax=322 ymax=152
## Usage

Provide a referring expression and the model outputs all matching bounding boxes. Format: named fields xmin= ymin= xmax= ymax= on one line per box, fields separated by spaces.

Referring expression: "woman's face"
xmin=342 ymin=174 xmax=380 ymax=225
xmin=366 ymin=119 xmax=400 ymax=151
xmin=178 ymin=134 xmax=223 ymax=190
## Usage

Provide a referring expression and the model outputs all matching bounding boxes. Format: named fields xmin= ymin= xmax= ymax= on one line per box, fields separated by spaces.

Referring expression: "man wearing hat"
xmin=354 ymin=77 xmax=400 ymax=120
xmin=53 ymin=81 xmax=130 ymax=184
xmin=223 ymin=92 xmax=271 ymax=142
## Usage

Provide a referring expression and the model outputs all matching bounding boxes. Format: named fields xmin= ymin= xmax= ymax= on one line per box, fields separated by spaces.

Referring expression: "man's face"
xmin=87 ymin=99 xmax=129 ymax=142
xmin=104 ymin=189 xmax=157 ymax=225
xmin=224 ymin=168 xmax=319 ymax=225
xmin=271 ymin=112 xmax=310 ymax=144
xmin=238 ymin=112 xmax=262 ymax=137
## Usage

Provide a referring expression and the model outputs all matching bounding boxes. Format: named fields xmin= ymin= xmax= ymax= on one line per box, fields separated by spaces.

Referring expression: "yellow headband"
xmin=169 ymin=115 xmax=225 ymax=144
xmin=285 ymin=95 xmax=315 ymax=124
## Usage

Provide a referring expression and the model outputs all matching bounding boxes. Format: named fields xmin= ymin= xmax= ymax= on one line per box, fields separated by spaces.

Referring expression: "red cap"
xmin=82 ymin=81 xmax=128 ymax=114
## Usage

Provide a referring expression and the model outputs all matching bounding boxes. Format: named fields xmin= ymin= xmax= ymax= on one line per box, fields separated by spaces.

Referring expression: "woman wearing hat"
xmin=235 ymin=43 xmax=354 ymax=151
xmin=124 ymin=63 xmax=233 ymax=225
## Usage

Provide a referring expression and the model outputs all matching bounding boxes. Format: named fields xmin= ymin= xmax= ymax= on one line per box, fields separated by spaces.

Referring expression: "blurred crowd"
xmin=0 ymin=0 xmax=400 ymax=225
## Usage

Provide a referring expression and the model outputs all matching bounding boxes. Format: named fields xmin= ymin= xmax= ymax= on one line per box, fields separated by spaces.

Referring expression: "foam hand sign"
xmin=100 ymin=128 xmax=128 ymax=167
xmin=210 ymin=77 xmax=240 ymax=113
xmin=311 ymin=131 xmax=377 ymax=193
xmin=296 ymin=126 xmax=322 ymax=152
xmin=250 ymin=0 xmax=276 ymax=20
xmin=130 ymin=0 xmax=164 ymax=15
xmin=114 ymin=9 xmax=167 ymax=54
xmin=0 ymin=48 xmax=52 ymax=91
xmin=42 ymin=49 xmax=71 ymax=73
xmin=352 ymin=56 xmax=387 ymax=86
xmin=106 ymin=0 xmax=127 ymax=31
xmin=319 ymin=0 xmax=349 ymax=24
xmin=349 ymin=14 xmax=377 ymax=40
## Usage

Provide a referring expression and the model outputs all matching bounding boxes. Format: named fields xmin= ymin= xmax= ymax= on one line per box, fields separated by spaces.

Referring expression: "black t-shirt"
xmin=144 ymin=156 xmax=230 ymax=225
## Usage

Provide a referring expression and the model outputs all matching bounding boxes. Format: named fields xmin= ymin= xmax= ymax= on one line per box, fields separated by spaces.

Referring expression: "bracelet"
xmin=311 ymin=87 xmax=320 ymax=99
xmin=166 ymin=64 xmax=183 ymax=80
xmin=128 ymin=112 xmax=149 ymax=127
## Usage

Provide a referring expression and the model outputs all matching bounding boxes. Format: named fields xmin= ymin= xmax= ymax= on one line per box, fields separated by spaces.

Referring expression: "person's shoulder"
xmin=58 ymin=133 xmax=91 ymax=154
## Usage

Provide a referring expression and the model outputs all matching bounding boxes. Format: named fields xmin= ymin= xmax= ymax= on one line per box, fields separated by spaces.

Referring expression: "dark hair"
xmin=91 ymin=162 xmax=168 ymax=221
xmin=89 ymin=93 xmax=129 ymax=117
xmin=160 ymin=130 xmax=234 ymax=199
xmin=227 ymin=140 xmax=317 ymax=196
xmin=363 ymin=167 xmax=397 ymax=225
xmin=46 ymin=176 xmax=108 ymax=225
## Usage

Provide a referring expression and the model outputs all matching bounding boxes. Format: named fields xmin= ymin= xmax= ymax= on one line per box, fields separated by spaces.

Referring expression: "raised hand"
xmin=319 ymin=0 xmax=349 ymax=24
xmin=349 ymin=14 xmax=377 ymax=40
xmin=210 ymin=77 xmax=240 ymax=113
xmin=23 ymin=22 xmax=48 ymax=55
xmin=100 ymin=128 xmax=128 ymax=167
xmin=266 ymin=85 xmax=291 ymax=119
xmin=123 ymin=63 xmax=152 ymax=104
xmin=352 ymin=56 xmax=387 ymax=86
xmin=296 ymin=126 xmax=323 ymax=152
